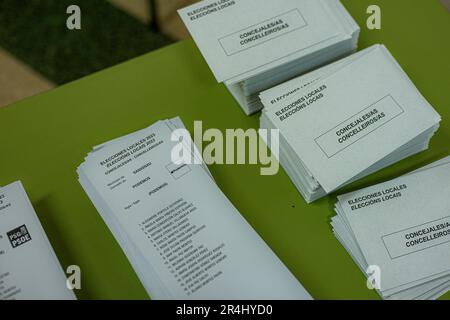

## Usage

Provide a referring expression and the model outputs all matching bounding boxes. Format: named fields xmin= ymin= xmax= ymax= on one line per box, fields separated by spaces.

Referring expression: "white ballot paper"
xmin=77 ymin=117 xmax=311 ymax=300
xmin=331 ymin=156 xmax=450 ymax=300
xmin=260 ymin=44 xmax=441 ymax=203
xmin=178 ymin=0 xmax=359 ymax=115
xmin=0 ymin=181 xmax=76 ymax=300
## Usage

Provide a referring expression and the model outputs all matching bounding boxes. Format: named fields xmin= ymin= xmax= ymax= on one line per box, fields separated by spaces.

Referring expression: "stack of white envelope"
xmin=77 ymin=117 xmax=311 ymax=300
xmin=178 ymin=0 xmax=359 ymax=115
xmin=259 ymin=44 xmax=442 ymax=203
xmin=0 ymin=181 xmax=76 ymax=300
xmin=331 ymin=157 xmax=450 ymax=300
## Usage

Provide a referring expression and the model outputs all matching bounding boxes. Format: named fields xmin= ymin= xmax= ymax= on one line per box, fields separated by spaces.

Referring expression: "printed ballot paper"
xmin=331 ymin=156 xmax=450 ymax=300
xmin=259 ymin=44 xmax=441 ymax=203
xmin=77 ymin=117 xmax=311 ymax=300
xmin=0 ymin=181 xmax=76 ymax=300
xmin=178 ymin=0 xmax=359 ymax=115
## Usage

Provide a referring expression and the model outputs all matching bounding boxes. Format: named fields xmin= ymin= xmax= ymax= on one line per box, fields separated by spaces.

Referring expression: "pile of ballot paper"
xmin=331 ymin=157 xmax=450 ymax=300
xmin=0 ymin=181 xmax=76 ymax=300
xmin=77 ymin=117 xmax=311 ymax=300
xmin=259 ymin=44 xmax=442 ymax=203
xmin=179 ymin=0 xmax=360 ymax=115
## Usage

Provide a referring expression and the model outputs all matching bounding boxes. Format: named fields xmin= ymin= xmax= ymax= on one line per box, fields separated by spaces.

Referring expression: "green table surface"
xmin=1 ymin=0 xmax=449 ymax=300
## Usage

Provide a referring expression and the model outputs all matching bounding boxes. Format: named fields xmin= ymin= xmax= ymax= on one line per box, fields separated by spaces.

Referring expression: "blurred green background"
xmin=0 ymin=0 xmax=449 ymax=300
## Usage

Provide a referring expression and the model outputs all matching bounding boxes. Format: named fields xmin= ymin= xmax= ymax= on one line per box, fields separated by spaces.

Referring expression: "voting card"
xmin=0 ymin=182 xmax=76 ymax=300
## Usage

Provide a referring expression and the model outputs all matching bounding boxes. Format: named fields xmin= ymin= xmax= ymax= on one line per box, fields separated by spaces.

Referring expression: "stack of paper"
xmin=77 ymin=117 xmax=312 ymax=300
xmin=331 ymin=157 xmax=450 ymax=300
xmin=259 ymin=44 xmax=441 ymax=203
xmin=178 ymin=0 xmax=359 ymax=115
xmin=0 ymin=181 xmax=76 ymax=300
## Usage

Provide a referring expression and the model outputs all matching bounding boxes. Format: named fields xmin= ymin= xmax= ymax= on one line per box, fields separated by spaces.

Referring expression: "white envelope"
xmin=264 ymin=45 xmax=441 ymax=193
xmin=337 ymin=158 xmax=450 ymax=294
xmin=0 ymin=182 xmax=76 ymax=300
xmin=179 ymin=0 xmax=351 ymax=83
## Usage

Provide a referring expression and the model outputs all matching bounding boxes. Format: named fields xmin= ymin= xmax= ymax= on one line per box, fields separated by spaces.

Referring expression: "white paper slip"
xmin=0 ymin=181 xmax=76 ymax=300
xmin=179 ymin=0 xmax=359 ymax=115
xmin=260 ymin=44 xmax=441 ymax=202
xmin=332 ymin=157 xmax=450 ymax=300
xmin=78 ymin=118 xmax=312 ymax=300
